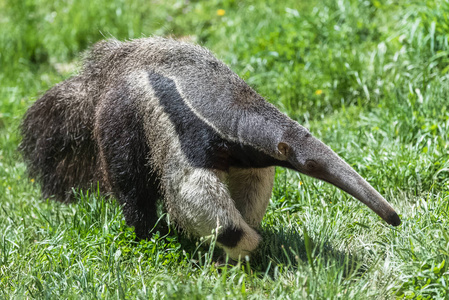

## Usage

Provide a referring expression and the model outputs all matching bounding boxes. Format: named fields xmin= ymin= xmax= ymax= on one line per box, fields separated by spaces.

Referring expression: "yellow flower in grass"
xmin=217 ymin=9 xmax=225 ymax=16
xmin=314 ymin=89 xmax=323 ymax=96
xmin=31 ymin=178 xmax=35 ymax=183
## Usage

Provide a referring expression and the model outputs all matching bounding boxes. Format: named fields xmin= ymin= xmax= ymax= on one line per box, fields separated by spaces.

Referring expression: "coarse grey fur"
xmin=20 ymin=37 xmax=401 ymax=260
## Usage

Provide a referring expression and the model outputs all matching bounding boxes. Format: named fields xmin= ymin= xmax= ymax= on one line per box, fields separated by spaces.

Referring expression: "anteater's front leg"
xmin=163 ymin=165 xmax=261 ymax=260
xmin=228 ymin=167 xmax=275 ymax=228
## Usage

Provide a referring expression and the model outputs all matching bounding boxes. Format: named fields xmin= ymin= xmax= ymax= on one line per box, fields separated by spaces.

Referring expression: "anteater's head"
xmin=277 ymin=125 xmax=401 ymax=227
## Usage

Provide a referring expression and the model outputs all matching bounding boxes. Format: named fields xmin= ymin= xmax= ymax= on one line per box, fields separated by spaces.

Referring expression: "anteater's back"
xmin=20 ymin=37 xmax=280 ymax=202
xmin=19 ymin=37 xmax=235 ymax=201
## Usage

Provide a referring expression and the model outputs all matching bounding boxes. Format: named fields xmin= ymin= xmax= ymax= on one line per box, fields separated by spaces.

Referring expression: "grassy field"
xmin=1 ymin=0 xmax=449 ymax=298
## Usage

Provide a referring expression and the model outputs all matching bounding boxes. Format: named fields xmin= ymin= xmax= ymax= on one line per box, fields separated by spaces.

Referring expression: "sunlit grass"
xmin=1 ymin=0 xmax=448 ymax=298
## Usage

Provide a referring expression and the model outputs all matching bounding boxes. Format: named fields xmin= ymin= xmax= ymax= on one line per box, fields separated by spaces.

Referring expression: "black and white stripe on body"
xmin=20 ymin=37 xmax=401 ymax=263
xmin=128 ymin=70 xmax=282 ymax=259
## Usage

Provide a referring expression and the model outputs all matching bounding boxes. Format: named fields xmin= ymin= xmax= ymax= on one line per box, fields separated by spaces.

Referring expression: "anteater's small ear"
xmin=277 ymin=142 xmax=290 ymax=158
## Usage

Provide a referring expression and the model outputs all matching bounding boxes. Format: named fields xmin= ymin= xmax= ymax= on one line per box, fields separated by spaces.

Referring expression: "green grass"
xmin=1 ymin=0 xmax=449 ymax=298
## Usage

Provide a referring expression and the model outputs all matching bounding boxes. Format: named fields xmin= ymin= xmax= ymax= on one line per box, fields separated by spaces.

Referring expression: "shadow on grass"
xmin=251 ymin=227 xmax=368 ymax=279
xmin=161 ymin=224 xmax=367 ymax=279
xmin=68 ymin=190 xmax=367 ymax=279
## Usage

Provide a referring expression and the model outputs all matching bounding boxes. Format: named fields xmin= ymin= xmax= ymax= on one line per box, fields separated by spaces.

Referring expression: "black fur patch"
xmin=96 ymin=82 xmax=162 ymax=238
xmin=217 ymin=226 xmax=244 ymax=248
xmin=147 ymin=71 xmax=284 ymax=170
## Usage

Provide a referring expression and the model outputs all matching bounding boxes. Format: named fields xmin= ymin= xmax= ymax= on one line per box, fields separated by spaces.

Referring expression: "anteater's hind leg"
xmin=228 ymin=167 xmax=275 ymax=228
xmin=163 ymin=164 xmax=261 ymax=260
xmin=95 ymin=86 xmax=162 ymax=239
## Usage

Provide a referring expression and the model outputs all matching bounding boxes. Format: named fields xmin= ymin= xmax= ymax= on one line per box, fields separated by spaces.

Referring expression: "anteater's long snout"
xmin=327 ymin=166 xmax=401 ymax=226
xmin=300 ymin=138 xmax=401 ymax=226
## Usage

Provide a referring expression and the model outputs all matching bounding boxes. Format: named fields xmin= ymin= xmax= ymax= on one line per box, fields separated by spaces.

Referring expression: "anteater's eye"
xmin=305 ymin=160 xmax=318 ymax=171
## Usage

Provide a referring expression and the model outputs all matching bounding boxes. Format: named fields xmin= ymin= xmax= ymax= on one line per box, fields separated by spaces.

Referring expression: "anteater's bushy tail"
xmin=19 ymin=76 xmax=101 ymax=201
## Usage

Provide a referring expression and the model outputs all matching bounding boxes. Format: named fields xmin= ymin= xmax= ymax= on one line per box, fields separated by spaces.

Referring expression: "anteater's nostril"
xmin=388 ymin=212 xmax=401 ymax=227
